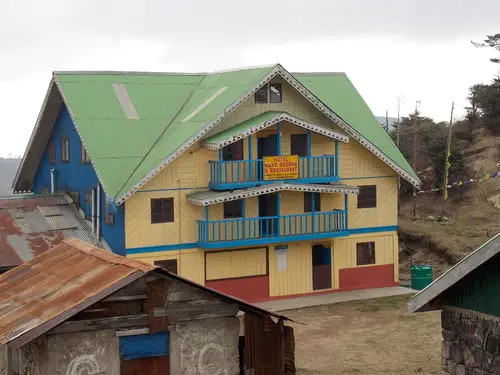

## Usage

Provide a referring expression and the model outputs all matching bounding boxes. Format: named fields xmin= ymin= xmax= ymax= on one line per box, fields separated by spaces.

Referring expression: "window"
xmin=48 ymin=142 xmax=56 ymax=165
xmin=290 ymin=134 xmax=309 ymax=157
xmin=154 ymin=259 xmax=178 ymax=274
xmin=222 ymin=139 xmax=244 ymax=161
xmin=254 ymin=83 xmax=283 ymax=104
xmin=357 ymin=185 xmax=377 ymax=208
xmin=269 ymin=83 xmax=282 ymax=103
xmin=304 ymin=192 xmax=321 ymax=212
xmin=255 ymin=85 xmax=268 ymax=103
xmin=80 ymin=141 xmax=91 ymax=164
xmin=104 ymin=201 xmax=115 ymax=225
xmin=224 ymin=199 xmax=243 ymax=219
xmin=151 ymin=198 xmax=174 ymax=223
xmin=356 ymin=242 xmax=376 ymax=265
xmin=61 ymin=136 xmax=70 ymax=163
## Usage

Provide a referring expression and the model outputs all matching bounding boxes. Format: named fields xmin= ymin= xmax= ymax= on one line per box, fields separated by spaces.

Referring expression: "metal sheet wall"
xmin=244 ymin=313 xmax=284 ymax=375
xmin=119 ymin=332 xmax=169 ymax=360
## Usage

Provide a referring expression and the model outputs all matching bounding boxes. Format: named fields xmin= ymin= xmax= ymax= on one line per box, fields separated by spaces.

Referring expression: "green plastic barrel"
xmin=411 ymin=265 xmax=433 ymax=290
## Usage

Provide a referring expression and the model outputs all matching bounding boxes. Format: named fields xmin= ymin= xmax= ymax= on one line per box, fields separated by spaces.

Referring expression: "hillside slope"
xmin=0 ymin=158 xmax=21 ymax=196
xmin=398 ymin=126 xmax=500 ymax=282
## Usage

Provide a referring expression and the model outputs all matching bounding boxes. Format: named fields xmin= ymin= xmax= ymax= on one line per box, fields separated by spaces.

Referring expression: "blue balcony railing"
xmin=208 ymin=155 xmax=338 ymax=189
xmin=197 ymin=210 xmax=347 ymax=246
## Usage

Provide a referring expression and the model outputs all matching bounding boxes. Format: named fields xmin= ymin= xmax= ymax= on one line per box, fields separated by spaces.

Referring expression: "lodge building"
xmin=12 ymin=64 xmax=420 ymax=302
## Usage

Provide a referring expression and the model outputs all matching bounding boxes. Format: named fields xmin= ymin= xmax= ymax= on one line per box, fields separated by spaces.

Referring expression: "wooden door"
xmin=121 ymin=356 xmax=169 ymax=375
xmin=312 ymin=245 xmax=332 ymax=290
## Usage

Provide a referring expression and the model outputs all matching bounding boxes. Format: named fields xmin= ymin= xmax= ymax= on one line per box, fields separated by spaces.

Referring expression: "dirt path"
xmin=285 ymin=295 xmax=443 ymax=375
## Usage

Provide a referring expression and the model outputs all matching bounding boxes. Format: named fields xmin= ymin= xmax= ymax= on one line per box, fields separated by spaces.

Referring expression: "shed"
xmin=0 ymin=238 xmax=295 ymax=375
xmin=408 ymin=233 xmax=500 ymax=375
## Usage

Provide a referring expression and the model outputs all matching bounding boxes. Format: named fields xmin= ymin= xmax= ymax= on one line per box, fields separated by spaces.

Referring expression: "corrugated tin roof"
xmin=0 ymin=194 xmax=102 ymax=269
xmin=0 ymin=237 xmax=290 ymax=348
xmin=0 ymin=238 xmax=152 ymax=348
xmin=408 ymin=233 xmax=500 ymax=314
xmin=187 ymin=182 xmax=359 ymax=206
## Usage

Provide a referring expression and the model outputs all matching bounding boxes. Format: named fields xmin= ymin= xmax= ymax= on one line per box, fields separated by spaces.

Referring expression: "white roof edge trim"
xmin=187 ymin=183 xmax=360 ymax=206
xmin=202 ymin=112 xmax=349 ymax=150
xmin=12 ymin=79 xmax=56 ymax=190
xmin=275 ymin=66 xmax=421 ymax=188
xmin=115 ymin=63 xmax=419 ymax=205
xmin=54 ymin=79 xmax=111 ymax=198
xmin=407 ymin=233 xmax=500 ymax=314
xmin=114 ymin=65 xmax=282 ymax=205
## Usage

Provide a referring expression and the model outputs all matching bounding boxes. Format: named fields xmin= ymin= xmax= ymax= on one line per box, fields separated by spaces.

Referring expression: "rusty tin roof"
xmin=0 ymin=238 xmax=290 ymax=349
xmin=0 ymin=238 xmax=153 ymax=348
xmin=0 ymin=194 xmax=101 ymax=269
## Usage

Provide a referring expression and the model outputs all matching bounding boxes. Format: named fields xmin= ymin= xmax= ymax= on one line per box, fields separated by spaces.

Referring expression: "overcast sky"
xmin=1 ymin=0 xmax=500 ymax=157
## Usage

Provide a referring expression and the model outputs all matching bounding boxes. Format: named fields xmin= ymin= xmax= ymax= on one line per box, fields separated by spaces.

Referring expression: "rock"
xmin=443 ymin=340 xmax=452 ymax=359
xmin=426 ymin=215 xmax=436 ymax=221
xmin=456 ymin=364 xmax=467 ymax=375
xmin=448 ymin=360 xmax=457 ymax=375
xmin=486 ymin=335 xmax=499 ymax=356
xmin=463 ymin=346 xmax=476 ymax=367
xmin=452 ymin=344 xmax=464 ymax=363
xmin=487 ymin=194 xmax=500 ymax=210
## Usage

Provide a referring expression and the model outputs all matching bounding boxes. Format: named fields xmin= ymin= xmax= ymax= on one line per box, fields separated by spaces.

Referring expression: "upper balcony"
xmin=196 ymin=209 xmax=348 ymax=249
xmin=208 ymin=155 xmax=339 ymax=190
xmin=201 ymin=111 xmax=348 ymax=191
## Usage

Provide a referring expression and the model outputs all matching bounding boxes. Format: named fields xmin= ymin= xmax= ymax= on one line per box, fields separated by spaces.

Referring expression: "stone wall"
xmin=442 ymin=306 xmax=500 ymax=375
xmin=169 ymin=317 xmax=240 ymax=375
xmin=44 ymin=330 xmax=119 ymax=375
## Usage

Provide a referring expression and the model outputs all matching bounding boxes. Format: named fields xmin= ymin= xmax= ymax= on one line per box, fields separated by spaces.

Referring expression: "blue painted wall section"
xmin=33 ymin=104 xmax=125 ymax=255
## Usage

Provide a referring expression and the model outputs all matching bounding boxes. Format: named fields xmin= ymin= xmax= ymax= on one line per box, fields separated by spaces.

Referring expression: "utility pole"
xmin=412 ymin=100 xmax=421 ymax=219
xmin=394 ymin=94 xmax=403 ymax=218
xmin=440 ymin=102 xmax=455 ymax=217
xmin=385 ymin=110 xmax=389 ymax=132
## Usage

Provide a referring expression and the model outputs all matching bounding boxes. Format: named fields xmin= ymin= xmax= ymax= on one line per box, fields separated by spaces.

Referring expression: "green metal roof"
xmin=203 ymin=111 xmax=349 ymax=149
xmin=49 ymin=66 xmax=417 ymax=204
xmin=55 ymin=67 xmax=276 ymax=200
xmin=294 ymin=73 xmax=418 ymax=181
xmin=203 ymin=111 xmax=281 ymax=148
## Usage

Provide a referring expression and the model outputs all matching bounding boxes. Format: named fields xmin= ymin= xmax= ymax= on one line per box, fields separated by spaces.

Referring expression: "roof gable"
xmin=408 ymin=233 xmax=500 ymax=313
xmin=294 ymin=73 xmax=418 ymax=184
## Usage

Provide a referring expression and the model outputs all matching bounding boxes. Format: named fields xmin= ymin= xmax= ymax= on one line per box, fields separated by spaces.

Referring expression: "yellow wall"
xmin=205 ymin=248 xmax=267 ymax=281
xmin=125 ymin=76 xmax=398 ymax=251
xmin=333 ymin=231 xmax=399 ymax=288
xmin=127 ymin=248 xmax=205 ymax=285
xmin=125 ymin=145 xmax=216 ymax=249
xmin=268 ymin=241 xmax=317 ymax=296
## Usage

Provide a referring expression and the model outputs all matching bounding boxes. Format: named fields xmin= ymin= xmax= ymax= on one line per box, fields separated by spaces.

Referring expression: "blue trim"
xmin=335 ymin=140 xmax=339 ymax=175
xmin=209 ymin=176 xmax=340 ymax=191
xmin=200 ymin=231 xmax=350 ymax=249
xmin=276 ymin=191 xmax=281 ymax=234
xmin=247 ymin=135 xmax=253 ymax=181
xmin=276 ymin=122 xmax=281 ymax=155
xmin=340 ymin=176 xmax=396 ymax=181
xmin=307 ymin=130 xmax=312 ymax=157
xmin=137 ymin=187 xmax=207 ymax=193
xmin=344 ymin=194 xmax=349 ymax=229
xmin=124 ymin=226 xmax=399 ymax=254
xmin=126 ymin=242 xmax=198 ymax=254
xmin=348 ymin=226 xmax=398 ymax=235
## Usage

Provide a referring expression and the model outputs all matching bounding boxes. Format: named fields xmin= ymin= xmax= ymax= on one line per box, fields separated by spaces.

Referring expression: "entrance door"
xmin=257 ymin=134 xmax=277 ymax=179
xmin=259 ymin=193 xmax=278 ymax=237
xmin=312 ymin=244 xmax=332 ymax=290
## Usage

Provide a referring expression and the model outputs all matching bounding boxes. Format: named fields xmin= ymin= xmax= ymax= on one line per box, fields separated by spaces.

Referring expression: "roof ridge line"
xmin=53 ymin=71 xmax=206 ymax=76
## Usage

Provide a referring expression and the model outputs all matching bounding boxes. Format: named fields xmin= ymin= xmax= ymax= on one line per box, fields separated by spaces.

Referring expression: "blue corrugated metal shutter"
xmin=119 ymin=332 xmax=169 ymax=360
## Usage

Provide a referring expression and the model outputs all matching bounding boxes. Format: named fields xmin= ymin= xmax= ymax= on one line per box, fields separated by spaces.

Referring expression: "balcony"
xmin=197 ymin=210 xmax=347 ymax=248
xmin=209 ymin=155 xmax=339 ymax=190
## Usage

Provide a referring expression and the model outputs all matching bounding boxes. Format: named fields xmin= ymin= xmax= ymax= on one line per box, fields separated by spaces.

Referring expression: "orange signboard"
xmin=263 ymin=155 xmax=299 ymax=180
